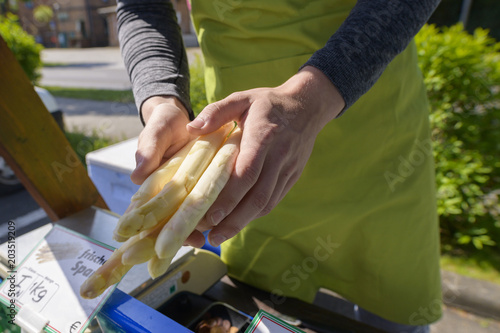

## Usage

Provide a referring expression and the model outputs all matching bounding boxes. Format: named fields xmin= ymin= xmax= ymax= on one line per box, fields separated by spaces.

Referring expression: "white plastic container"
xmin=86 ymin=137 xmax=140 ymax=215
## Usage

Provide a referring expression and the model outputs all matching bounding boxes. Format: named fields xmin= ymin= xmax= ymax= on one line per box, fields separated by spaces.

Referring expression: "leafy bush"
xmin=33 ymin=5 xmax=53 ymax=25
xmin=0 ymin=14 xmax=43 ymax=83
xmin=65 ymin=130 xmax=115 ymax=167
xmin=189 ymin=54 xmax=208 ymax=116
xmin=415 ymin=24 xmax=500 ymax=252
xmin=0 ymin=303 xmax=19 ymax=333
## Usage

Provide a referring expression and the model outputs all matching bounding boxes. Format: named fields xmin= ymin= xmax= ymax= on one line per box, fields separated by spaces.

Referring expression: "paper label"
xmin=0 ymin=224 xmax=117 ymax=333
xmin=245 ymin=310 xmax=305 ymax=333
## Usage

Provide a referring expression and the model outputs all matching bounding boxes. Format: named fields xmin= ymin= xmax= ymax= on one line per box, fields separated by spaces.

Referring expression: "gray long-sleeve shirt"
xmin=117 ymin=0 xmax=440 ymax=121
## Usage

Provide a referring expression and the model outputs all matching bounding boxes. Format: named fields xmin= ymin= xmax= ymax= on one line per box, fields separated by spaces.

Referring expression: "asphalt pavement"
xmin=1 ymin=45 xmax=500 ymax=333
xmin=41 ymin=46 xmax=132 ymax=90
xmin=0 ymin=190 xmax=51 ymax=244
xmin=57 ymin=97 xmax=143 ymax=140
xmin=40 ymin=38 xmax=201 ymax=90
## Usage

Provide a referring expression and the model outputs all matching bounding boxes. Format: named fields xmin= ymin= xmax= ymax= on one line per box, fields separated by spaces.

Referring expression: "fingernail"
xmin=210 ymin=210 xmax=224 ymax=226
xmin=210 ymin=234 xmax=226 ymax=247
xmin=188 ymin=117 xmax=205 ymax=129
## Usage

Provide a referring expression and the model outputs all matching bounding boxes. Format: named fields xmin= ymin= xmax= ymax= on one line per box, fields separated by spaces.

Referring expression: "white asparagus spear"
xmin=147 ymin=254 xmax=175 ymax=279
xmin=125 ymin=128 xmax=241 ymax=269
xmin=155 ymin=128 xmax=241 ymax=261
xmin=113 ymin=140 xmax=196 ymax=242
xmin=80 ymin=236 xmax=138 ymax=299
xmin=121 ymin=222 xmax=163 ymax=265
xmin=129 ymin=139 xmax=196 ymax=211
xmin=113 ymin=122 xmax=234 ymax=238
xmin=81 ymin=123 xmax=239 ymax=298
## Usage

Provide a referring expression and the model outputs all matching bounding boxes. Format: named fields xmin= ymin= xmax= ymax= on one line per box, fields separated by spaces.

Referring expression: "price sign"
xmin=0 ymin=224 xmax=117 ymax=333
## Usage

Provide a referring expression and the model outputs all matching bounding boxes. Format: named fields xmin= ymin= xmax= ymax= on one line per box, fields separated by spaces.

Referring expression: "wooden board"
xmin=0 ymin=35 xmax=107 ymax=220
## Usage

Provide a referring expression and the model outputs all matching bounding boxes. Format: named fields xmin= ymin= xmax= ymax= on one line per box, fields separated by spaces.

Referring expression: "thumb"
xmin=187 ymin=92 xmax=250 ymax=134
xmin=130 ymin=104 xmax=179 ymax=185
xmin=131 ymin=123 xmax=171 ymax=185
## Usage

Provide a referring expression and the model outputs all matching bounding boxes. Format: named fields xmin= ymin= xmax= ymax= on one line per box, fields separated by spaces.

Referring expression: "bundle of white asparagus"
xmin=80 ymin=122 xmax=241 ymax=299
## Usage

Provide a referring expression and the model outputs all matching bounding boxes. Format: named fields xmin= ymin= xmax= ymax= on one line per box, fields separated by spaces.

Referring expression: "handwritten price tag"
xmin=0 ymin=224 xmax=117 ymax=333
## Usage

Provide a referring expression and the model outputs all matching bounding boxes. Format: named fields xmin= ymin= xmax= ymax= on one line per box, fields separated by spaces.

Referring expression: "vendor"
xmin=116 ymin=0 xmax=443 ymax=332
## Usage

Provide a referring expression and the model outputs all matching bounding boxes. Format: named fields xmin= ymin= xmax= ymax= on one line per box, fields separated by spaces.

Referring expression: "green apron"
xmin=191 ymin=0 xmax=442 ymax=325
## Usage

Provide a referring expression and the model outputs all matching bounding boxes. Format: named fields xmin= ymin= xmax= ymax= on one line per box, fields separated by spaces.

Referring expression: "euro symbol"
xmin=70 ymin=321 xmax=81 ymax=333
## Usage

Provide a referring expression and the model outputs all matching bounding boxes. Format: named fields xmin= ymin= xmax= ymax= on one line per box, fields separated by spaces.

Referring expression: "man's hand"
xmin=184 ymin=66 xmax=345 ymax=248
xmin=131 ymin=96 xmax=193 ymax=185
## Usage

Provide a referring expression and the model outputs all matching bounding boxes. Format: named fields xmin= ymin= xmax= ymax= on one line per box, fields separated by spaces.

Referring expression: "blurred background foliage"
xmin=0 ymin=14 xmax=42 ymax=83
xmin=415 ymin=24 xmax=500 ymax=255
xmin=189 ymin=54 xmax=208 ymax=116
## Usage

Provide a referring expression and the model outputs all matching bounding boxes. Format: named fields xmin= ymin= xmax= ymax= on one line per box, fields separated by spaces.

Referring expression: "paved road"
xmin=431 ymin=306 xmax=500 ymax=332
xmin=0 ymin=189 xmax=50 ymax=244
xmin=41 ymin=41 xmax=201 ymax=90
xmin=41 ymin=47 xmax=131 ymax=90
xmin=57 ymin=97 xmax=143 ymax=140
xmin=41 ymin=64 xmax=133 ymax=90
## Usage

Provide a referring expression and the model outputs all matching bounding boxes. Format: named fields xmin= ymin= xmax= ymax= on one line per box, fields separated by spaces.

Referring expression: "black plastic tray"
xmin=157 ymin=291 xmax=252 ymax=332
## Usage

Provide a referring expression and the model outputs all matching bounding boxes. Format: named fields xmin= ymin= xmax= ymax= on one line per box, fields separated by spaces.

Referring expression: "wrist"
xmin=280 ymin=66 xmax=345 ymax=126
xmin=141 ymin=96 xmax=189 ymax=124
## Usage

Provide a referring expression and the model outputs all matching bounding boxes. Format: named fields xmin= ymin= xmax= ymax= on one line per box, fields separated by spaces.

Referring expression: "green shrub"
xmin=0 ymin=303 xmax=19 ymax=333
xmin=415 ymin=24 xmax=500 ymax=252
xmin=0 ymin=13 xmax=43 ymax=83
xmin=65 ymin=130 xmax=115 ymax=167
xmin=32 ymin=5 xmax=53 ymax=25
xmin=189 ymin=54 xmax=208 ymax=116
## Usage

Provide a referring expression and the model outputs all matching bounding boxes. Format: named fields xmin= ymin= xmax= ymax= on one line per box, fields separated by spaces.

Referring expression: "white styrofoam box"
xmin=86 ymin=137 xmax=140 ymax=215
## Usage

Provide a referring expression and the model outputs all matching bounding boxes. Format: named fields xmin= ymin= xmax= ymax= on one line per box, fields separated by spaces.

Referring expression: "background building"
xmin=17 ymin=0 xmax=117 ymax=48
xmin=16 ymin=0 xmax=192 ymax=48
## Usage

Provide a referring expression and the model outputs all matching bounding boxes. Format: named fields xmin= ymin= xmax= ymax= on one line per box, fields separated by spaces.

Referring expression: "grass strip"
xmin=441 ymin=248 xmax=500 ymax=285
xmin=65 ymin=130 xmax=116 ymax=167
xmin=42 ymin=86 xmax=134 ymax=103
xmin=42 ymin=62 xmax=70 ymax=67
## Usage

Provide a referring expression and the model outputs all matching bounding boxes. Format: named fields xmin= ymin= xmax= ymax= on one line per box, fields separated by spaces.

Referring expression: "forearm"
xmin=304 ymin=0 xmax=441 ymax=115
xmin=117 ymin=0 xmax=194 ymax=123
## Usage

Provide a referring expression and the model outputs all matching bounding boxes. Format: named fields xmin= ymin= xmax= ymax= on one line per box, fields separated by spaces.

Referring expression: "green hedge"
xmin=65 ymin=131 xmax=116 ymax=167
xmin=189 ymin=54 xmax=208 ymax=116
xmin=415 ymin=24 xmax=500 ymax=253
xmin=0 ymin=14 xmax=43 ymax=84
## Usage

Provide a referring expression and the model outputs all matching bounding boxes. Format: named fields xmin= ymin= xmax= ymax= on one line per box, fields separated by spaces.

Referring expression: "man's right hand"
xmin=131 ymin=96 xmax=193 ymax=185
